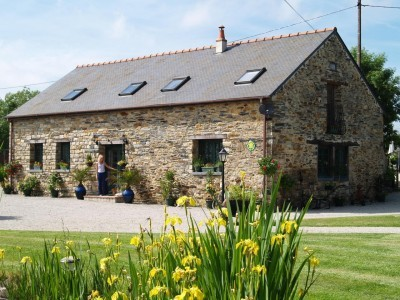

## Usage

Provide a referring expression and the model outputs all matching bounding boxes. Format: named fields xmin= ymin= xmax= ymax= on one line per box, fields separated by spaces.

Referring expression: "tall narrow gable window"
xmin=119 ymin=81 xmax=147 ymax=96
xmin=61 ymin=88 xmax=87 ymax=101
xmin=161 ymin=76 xmax=190 ymax=92
xmin=326 ymin=83 xmax=345 ymax=134
xmin=235 ymin=67 xmax=266 ymax=85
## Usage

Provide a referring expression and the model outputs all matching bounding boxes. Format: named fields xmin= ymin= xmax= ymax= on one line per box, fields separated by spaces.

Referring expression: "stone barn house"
xmin=7 ymin=27 xmax=385 ymax=205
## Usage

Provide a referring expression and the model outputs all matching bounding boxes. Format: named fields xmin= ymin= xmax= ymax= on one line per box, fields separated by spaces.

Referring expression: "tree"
xmin=351 ymin=47 xmax=400 ymax=150
xmin=0 ymin=88 xmax=40 ymax=149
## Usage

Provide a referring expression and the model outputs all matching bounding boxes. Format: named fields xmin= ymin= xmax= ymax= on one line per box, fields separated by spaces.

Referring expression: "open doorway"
xmin=105 ymin=145 xmax=124 ymax=169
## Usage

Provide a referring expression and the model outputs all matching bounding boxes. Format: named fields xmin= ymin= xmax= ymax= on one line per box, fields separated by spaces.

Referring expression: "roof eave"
xmin=6 ymin=95 xmax=271 ymax=120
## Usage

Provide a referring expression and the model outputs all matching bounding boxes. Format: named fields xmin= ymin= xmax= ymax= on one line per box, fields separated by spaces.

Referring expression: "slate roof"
xmin=8 ymin=27 xmax=337 ymax=119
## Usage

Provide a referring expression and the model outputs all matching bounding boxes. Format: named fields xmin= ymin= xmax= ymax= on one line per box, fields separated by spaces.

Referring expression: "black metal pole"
xmin=221 ymin=161 xmax=225 ymax=203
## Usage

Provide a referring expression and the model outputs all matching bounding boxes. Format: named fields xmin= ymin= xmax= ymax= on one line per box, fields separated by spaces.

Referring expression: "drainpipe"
xmin=9 ymin=119 xmax=14 ymax=185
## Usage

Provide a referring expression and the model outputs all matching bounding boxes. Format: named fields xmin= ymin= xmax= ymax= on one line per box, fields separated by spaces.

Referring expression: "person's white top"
xmin=98 ymin=163 xmax=106 ymax=173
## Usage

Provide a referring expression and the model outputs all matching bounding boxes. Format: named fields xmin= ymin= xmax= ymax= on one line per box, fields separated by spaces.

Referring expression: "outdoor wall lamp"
xmin=218 ymin=148 xmax=229 ymax=204
xmin=93 ymin=134 xmax=100 ymax=145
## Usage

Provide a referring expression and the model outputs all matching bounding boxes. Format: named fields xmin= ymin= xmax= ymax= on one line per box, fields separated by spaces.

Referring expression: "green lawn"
xmin=302 ymin=215 xmax=400 ymax=227
xmin=1 ymin=229 xmax=400 ymax=299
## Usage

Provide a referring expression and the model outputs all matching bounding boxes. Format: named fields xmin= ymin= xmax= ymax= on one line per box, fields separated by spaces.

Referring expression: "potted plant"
xmin=160 ymin=170 xmax=177 ymax=206
xmin=4 ymin=160 xmax=23 ymax=177
xmin=18 ymin=175 xmax=40 ymax=196
xmin=86 ymin=154 xmax=94 ymax=167
xmin=227 ymin=171 xmax=255 ymax=216
xmin=118 ymin=167 xmax=143 ymax=203
xmin=33 ymin=161 xmax=42 ymax=170
xmin=58 ymin=161 xmax=69 ymax=170
xmin=48 ymin=172 xmax=63 ymax=198
xmin=0 ymin=166 xmax=11 ymax=194
xmin=201 ymin=162 xmax=215 ymax=173
xmin=205 ymin=170 xmax=217 ymax=208
xmin=117 ymin=156 xmax=128 ymax=170
xmin=192 ymin=157 xmax=203 ymax=172
xmin=258 ymin=156 xmax=279 ymax=176
xmin=72 ymin=167 xmax=93 ymax=200
xmin=2 ymin=180 xmax=13 ymax=194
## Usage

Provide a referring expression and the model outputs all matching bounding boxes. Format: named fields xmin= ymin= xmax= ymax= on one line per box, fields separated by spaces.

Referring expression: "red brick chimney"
xmin=216 ymin=25 xmax=227 ymax=54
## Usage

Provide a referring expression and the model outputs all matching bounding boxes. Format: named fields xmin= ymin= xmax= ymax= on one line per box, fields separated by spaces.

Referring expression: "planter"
xmin=22 ymin=188 xmax=33 ymax=196
xmin=33 ymin=166 xmax=41 ymax=171
xmin=75 ymin=184 xmax=86 ymax=200
xmin=50 ymin=189 xmax=60 ymax=198
xmin=3 ymin=186 xmax=13 ymax=194
xmin=228 ymin=199 xmax=250 ymax=216
xmin=122 ymin=187 xmax=134 ymax=203
xmin=194 ymin=166 xmax=202 ymax=172
xmin=206 ymin=199 xmax=215 ymax=209
xmin=201 ymin=167 xmax=214 ymax=173
xmin=166 ymin=197 xmax=176 ymax=206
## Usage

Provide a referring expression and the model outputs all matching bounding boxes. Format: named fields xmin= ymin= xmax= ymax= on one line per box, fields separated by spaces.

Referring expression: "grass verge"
xmin=302 ymin=215 xmax=400 ymax=227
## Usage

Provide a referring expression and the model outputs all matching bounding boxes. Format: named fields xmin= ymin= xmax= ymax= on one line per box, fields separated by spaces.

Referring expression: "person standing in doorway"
xmin=96 ymin=154 xmax=115 ymax=196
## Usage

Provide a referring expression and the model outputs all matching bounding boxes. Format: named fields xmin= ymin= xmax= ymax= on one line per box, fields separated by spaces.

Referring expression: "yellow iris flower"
xmin=20 ymin=256 xmax=32 ymax=264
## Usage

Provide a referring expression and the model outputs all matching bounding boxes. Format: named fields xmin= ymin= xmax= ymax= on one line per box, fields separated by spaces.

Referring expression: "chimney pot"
xmin=216 ymin=25 xmax=227 ymax=54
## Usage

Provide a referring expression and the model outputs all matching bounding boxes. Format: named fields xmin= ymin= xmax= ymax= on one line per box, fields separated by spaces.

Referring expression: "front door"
xmin=105 ymin=145 xmax=124 ymax=169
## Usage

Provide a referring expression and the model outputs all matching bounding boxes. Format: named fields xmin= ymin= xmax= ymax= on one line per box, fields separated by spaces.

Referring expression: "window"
xmin=30 ymin=143 xmax=43 ymax=170
xmin=119 ymin=81 xmax=147 ymax=96
xmin=318 ymin=144 xmax=348 ymax=180
xmin=329 ymin=62 xmax=337 ymax=71
xmin=61 ymin=88 xmax=87 ymax=101
xmin=56 ymin=142 xmax=70 ymax=169
xmin=234 ymin=67 xmax=266 ymax=85
xmin=326 ymin=83 xmax=345 ymax=134
xmin=161 ymin=76 xmax=190 ymax=92
xmin=192 ymin=139 xmax=223 ymax=170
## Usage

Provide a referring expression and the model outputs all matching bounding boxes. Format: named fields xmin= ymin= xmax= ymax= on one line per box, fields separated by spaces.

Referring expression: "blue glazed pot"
xmin=75 ymin=184 xmax=86 ymax=200
xmin=122 ymin=187 xmax=134 ymax=203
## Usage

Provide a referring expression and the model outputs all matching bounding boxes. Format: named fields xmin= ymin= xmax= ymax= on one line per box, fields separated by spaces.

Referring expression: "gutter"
xmin=6 ymin=95 xmax=270 ymax=120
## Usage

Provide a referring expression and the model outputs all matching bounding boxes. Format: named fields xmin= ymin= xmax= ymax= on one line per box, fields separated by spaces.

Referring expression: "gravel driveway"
xmin=1 ymin=192 xmax=400 ymax=233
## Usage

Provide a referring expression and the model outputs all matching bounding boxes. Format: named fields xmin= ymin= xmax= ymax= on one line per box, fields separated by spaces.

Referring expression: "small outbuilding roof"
xmin=8 ymin=27 xmax=337 ymax=119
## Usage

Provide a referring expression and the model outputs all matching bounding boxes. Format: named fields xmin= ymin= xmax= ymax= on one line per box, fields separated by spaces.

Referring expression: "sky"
xmin=0 ymin=0 xmax=399 ymax=125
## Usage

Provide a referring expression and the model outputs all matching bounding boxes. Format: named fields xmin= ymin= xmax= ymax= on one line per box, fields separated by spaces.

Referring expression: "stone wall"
xmin=10 ymin=33 xmax=385 ymax=204
xmin=11 ymin=100 xmax=267 ymax=203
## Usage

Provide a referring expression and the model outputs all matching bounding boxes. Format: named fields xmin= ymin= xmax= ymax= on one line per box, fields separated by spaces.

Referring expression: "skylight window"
xmin=119 ymin=81 xmax=147 ymax=96
xmin=61 ymin=88 xmax=87 ymax=101
xmin=161 ymin=76 xmax=191 ymax=92
xmin=234 ymin=68 xmax=266 ymax=85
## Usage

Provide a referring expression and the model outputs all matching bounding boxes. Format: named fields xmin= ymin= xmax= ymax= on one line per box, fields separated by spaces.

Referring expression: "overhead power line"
xmin=363 ymin=4 xmax=400 ymax=9
xmin=283 ymin=0 xmax=316 ymax=32
xmin=0 ymin=80 xmax=56 ymax=91
xmin=232 ymin=5 xmax=356 ymax=43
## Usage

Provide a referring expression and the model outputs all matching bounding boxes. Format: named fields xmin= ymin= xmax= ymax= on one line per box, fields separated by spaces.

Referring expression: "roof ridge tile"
xmin=76 ymin=27 xmax=335 ymax=68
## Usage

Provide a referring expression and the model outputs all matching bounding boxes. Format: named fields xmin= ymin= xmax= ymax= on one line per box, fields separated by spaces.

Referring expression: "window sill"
xmin=192 ymin=172 xmax=222 ymax=176
xmin=56 ymin=169 xmax=70 ymax=173
xmin=28 ymin=169 xmax=42 ymax=173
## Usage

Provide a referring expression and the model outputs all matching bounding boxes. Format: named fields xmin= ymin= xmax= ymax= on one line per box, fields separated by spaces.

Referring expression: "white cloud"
xmin=107 ymin=13 xmax=128 ymax=39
